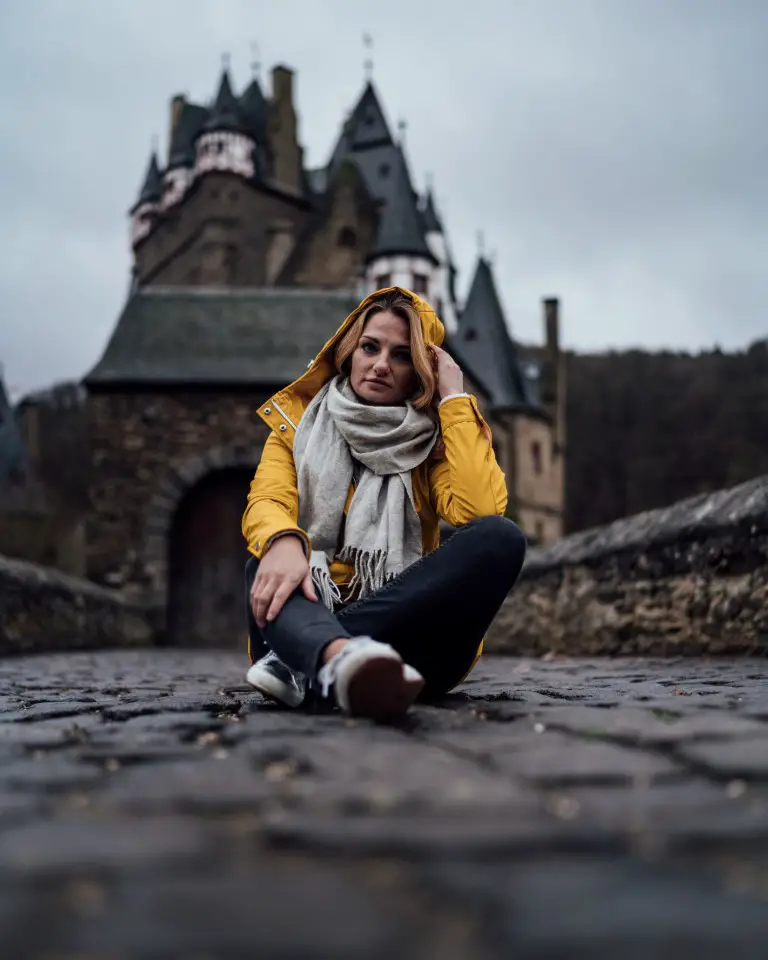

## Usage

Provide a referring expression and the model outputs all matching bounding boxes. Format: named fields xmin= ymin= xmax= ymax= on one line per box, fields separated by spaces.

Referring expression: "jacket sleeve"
xmin=428 ymin=395 xmax=508 ymax=524
xmin=241 ymin=432 xmax=311 ymax=559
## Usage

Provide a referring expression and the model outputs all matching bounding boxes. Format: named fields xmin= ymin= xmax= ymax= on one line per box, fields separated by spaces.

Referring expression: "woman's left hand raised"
xmin=431 ymin=345 xmax=464 ymax=400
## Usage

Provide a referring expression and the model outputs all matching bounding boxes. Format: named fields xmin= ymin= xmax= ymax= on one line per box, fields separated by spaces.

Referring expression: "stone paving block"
xmin=429 ymin=726 xmax=683 ymax=786
xmin=677 ymin=736 xmax=768 ymax=780
xmin=0 ymin=700 xmax=102 ymax=723
xmin=0 ymin=815 xmax=211 ymax=872
xmin=423 ymin=856 xmax=768 ymax=956
xmin=247 ymin=730 xmax=536 ymax=815
xmin=539 ymin=705 xmax=768 ymax=746
xmin=56 ymin=861 xmax=421 ymax=960
xmin=261 ymin=810 xmax=622 ymax=859
xmin=4 ymin=755 xmax=105 ymax=793
xmin=99 ymin=755 xmax=275 ymax=813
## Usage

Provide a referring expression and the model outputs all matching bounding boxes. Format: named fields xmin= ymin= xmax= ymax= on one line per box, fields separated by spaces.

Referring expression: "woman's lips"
xmin=367 ymin=379 xmax=390 ymax=388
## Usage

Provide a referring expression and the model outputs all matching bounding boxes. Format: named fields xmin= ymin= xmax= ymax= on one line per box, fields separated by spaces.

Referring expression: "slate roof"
xmin=168 ymin=101 xmax=208 ymax=168
xmin=239 ymin=78 xmax=268 ymax=142
xmin=421 ymin=189 xmax=442 ymax=234
xmin=368 ymin=150 xmax=435 ymax=263
xmin=204 ymin=68 xmax=244 ymax=133
xmin=456 ymin=258 xmax=536 ymax=410
xmin=330 ymin=82 xmax=394 ymax=158
xmin=132 ymin=152 xmax=162 ymax=210
xmin=84 ymin=288 xmax=361 ymax=387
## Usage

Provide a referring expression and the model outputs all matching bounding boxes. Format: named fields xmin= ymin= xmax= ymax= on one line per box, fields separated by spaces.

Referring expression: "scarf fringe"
xmin=337 ymin=545 xmax=392 ymax=602
xmin=309 ymin=551 xmax=342 ymax=611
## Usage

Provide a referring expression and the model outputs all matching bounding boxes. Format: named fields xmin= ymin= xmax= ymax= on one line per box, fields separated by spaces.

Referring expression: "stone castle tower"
xmin=83 ymin=60 xmax=565 ymax=646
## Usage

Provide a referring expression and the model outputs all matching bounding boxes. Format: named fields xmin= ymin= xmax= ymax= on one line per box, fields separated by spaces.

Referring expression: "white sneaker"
xmin=246 ymin=650 xmax=307 ymax=708
xmin=316 ymin=637 xmax=424 ymax=719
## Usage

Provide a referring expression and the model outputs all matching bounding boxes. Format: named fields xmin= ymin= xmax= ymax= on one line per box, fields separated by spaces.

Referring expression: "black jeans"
xmin=244 ymin=515 xmax=527 ymax=699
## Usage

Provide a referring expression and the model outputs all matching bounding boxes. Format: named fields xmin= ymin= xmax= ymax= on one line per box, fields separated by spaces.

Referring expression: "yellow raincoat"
xmin=242 ymin=287 xmax=508 ymax=661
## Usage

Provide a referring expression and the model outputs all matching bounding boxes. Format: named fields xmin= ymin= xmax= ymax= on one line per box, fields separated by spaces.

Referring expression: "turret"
xmin=130 ymin=151 xmax=162 ymax=247
xmin=194 ymin=67 xmax=256 ymax=180
xmin=162 ymin=94 xmax=195 ymax=209
xmin=420 ymin=186 xmax=458 ymax=333
xmin=364 ymin=150 xmax=437 ymax=299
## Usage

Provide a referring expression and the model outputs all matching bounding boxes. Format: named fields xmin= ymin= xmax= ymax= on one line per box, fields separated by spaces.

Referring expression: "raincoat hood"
xmin=256 ymin=288 xmax=444 ymax=441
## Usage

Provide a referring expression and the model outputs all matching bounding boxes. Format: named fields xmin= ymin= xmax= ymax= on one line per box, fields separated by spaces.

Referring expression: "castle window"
xmin=436 ymin=297 xmax=444 ymax=317
xmin=465 ymin=329 xmax=477 ymax=341
xmin=374 ymin=274 xmax=391 ymax=290
xmin=531 ymin=441 xmax=543 ymax=475
xmin=412 ymin=273 xmax=428 ymax=295
xmin=338 ymin=227 xmax=357 ymax=248
xmin=378 ymin=163 xmax=391 ymax=178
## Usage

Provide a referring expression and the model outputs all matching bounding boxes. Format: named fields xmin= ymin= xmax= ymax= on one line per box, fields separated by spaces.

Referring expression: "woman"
xmin=242 ymin=287 xmax=526 ymax=719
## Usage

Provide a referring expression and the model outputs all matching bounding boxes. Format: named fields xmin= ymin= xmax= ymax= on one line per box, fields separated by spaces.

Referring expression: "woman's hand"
xmin=250 ymin=535 xmax=317 ymax=628
xmin=431 ymin=345 xmax=464 ymax=399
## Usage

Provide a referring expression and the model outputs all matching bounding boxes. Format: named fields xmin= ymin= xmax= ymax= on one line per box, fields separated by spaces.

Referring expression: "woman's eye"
xmin=362 ymin=342 xmax=377 ymax=354
xmin=394 ymin=353 xmax=412 ymax=364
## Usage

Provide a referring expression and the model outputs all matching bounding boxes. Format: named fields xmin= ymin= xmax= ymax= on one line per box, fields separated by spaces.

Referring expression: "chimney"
xmin=268 ymin=65 xmax=302 ymax=194
xmin=169 ymin=94 xmax=186 ymax=154
xmin=541 ymin=297 xmax=565 ymax=457
xmin=544 ymin=297 xmax=559 ymax=359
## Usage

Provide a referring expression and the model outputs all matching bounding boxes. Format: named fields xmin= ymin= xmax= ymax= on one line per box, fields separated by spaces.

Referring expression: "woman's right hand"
xmin=250 ymin=535 xmax=317 ymax=628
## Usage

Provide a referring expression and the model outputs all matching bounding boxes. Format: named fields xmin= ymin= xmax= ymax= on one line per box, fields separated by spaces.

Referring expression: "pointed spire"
xmin=135 ymin=151 xmax=162 ymax=207
xmin=459 ymin=257 xmax=532 ymax=408
xmin=337 ymin=81 xmax=394 ymax=153
xmin=204 ymin=66 xmax=244 ymax=133
xmin=368 ymin=151 xmax=435 ymax=263
xmin=422 ymin=187 xmax=442 ymax=233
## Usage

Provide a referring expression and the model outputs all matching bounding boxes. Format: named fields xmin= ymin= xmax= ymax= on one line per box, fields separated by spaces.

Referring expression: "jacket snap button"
xmin=279 ymin=424 xmax=287 ymax=432
xmin=264 ymin=407 xmax=272 ymax=415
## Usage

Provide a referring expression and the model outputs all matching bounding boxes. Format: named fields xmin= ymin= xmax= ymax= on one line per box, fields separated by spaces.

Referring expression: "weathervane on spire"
xmin=249 ymin=41 xmax=261 ymax=78
xmin=397 ymin=117 xmax=408 ymax=147
xmin=222 ymin=51 xmax=231 ymax=72
xmin=477 ymin=230 xmax=486 ymax=257
xmin=363 ymin=33 xmax=374 ymax=80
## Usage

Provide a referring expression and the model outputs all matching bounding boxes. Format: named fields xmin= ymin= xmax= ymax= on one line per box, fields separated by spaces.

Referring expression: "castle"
xmin=15 ymin=59 xmax=565 ymax=647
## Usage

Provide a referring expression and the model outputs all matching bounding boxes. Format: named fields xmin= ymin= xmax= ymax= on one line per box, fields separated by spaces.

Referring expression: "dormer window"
xmin=411 ymin=273 xmax=428 ymax=296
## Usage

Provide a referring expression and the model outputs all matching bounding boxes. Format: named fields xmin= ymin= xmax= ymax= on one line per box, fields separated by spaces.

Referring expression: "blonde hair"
xmin=334 ymin=292 xmax=437 ymax=410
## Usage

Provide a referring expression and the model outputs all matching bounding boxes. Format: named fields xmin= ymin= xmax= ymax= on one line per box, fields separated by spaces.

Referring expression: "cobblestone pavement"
xmin=0 ymin=650 xmax=766 ymax=958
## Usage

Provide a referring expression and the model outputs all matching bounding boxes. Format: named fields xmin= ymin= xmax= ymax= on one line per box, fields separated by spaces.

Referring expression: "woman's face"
xmin=349 ymin=309 xmax=417 ymax=405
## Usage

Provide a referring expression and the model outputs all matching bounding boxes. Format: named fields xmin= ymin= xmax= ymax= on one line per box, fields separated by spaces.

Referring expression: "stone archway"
xmin=142 ymin=445 xmax=260 ymax=644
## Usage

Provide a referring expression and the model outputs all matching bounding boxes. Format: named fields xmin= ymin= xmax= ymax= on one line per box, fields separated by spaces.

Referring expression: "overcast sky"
xmin=1 ymin=0 xmax=766 ymax=399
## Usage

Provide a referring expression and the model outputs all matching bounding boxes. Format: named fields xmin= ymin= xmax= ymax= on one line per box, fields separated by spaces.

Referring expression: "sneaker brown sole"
xmin=345 ymin=657 xmax=424 ymax=719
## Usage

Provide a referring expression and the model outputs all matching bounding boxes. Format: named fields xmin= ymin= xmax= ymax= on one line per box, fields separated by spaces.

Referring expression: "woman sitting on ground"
xmin=242 ymin=287 xmax=526 ymax=719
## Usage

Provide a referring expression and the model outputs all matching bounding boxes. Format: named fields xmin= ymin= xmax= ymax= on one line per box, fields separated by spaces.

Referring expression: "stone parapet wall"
xmin=0 ymin=554 xmax=153 ymax=656
xmin=487 ymin=476 xmax=768 ymax=656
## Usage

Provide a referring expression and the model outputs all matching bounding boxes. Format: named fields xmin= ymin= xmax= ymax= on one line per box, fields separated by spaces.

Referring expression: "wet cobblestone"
xmin=0 ymin=650 xmax=766 ymax=958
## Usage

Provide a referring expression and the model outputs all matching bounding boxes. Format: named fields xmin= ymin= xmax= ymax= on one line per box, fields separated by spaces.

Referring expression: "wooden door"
xmin=167 ymin=467 xmax=254 ymax=648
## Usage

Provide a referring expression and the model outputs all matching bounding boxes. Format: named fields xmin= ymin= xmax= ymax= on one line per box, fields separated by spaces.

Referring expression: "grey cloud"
xmin=1 ymin=0 xmax=766 ymax=398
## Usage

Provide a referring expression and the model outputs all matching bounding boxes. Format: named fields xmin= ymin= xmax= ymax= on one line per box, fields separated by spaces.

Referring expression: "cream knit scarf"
xmin=293 ymin=375 xmax=438 ymax=608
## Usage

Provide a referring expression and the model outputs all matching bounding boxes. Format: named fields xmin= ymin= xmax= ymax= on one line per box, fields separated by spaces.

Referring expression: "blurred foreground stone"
xmin=0 ymin=649 xmax=766 ymax=957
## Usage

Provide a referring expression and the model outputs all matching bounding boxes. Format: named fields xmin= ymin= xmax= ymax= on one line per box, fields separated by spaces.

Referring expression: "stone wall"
xmin=0 ymin=554 xmax=152 ymax=656
xmin=487 ymin=475 xmax=768 ymax=656
xmin=86 ymin=388 xmax=270 ymax=592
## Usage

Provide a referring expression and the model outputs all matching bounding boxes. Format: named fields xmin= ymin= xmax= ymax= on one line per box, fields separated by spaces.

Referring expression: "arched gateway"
xmin=143 ymin=446 xmax=259 ymax=647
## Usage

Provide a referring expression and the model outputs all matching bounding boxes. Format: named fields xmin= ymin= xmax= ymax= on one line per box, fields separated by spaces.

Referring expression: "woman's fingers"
xmin=252 ymin=574 xmax=274 ymax=628
xmin=301 ymin=570 xmax=317 ymax=602
xmin=265 ymin=578 xmax=298 ymax=623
